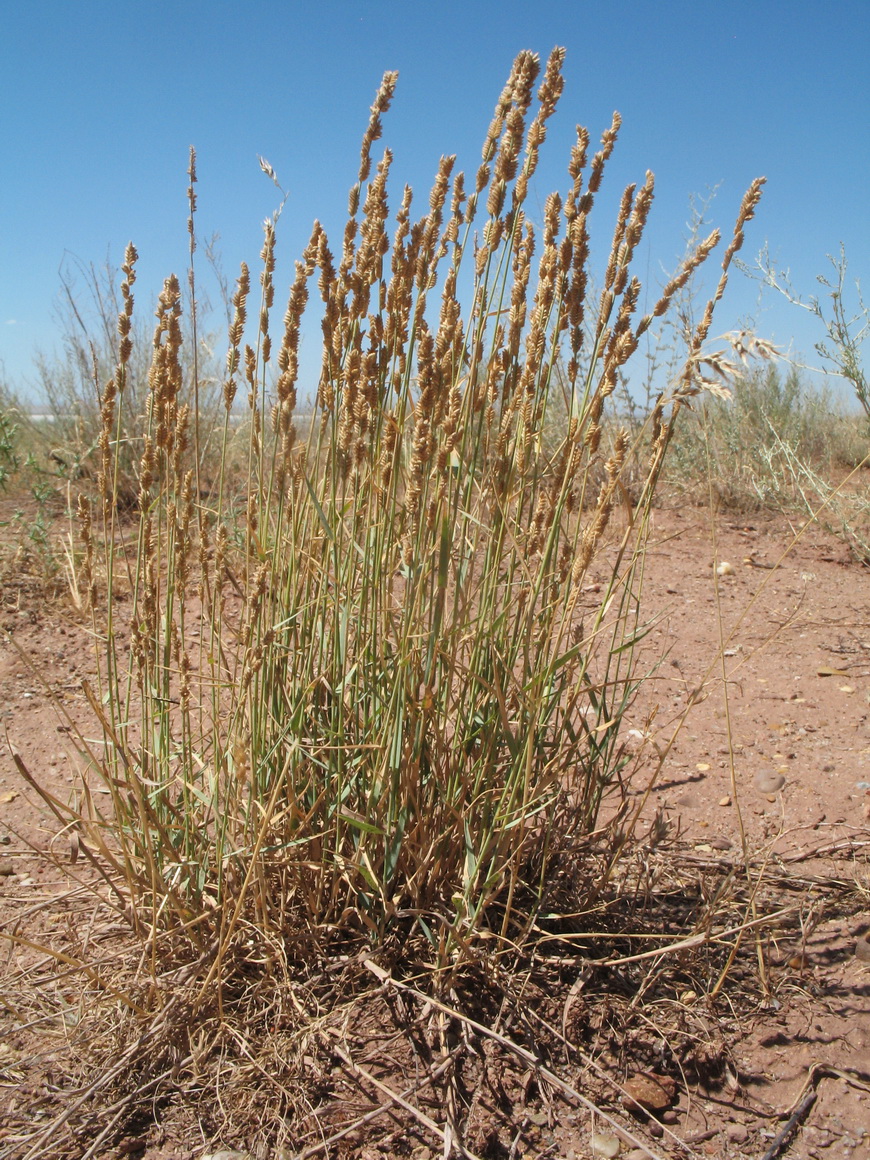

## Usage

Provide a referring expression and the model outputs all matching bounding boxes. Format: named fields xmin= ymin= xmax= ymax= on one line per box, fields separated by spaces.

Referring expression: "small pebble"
xmin=854 ymin=935 xmax=870 ymax=963
xmin=622 ymin=1073 xmax=676 ymax=1112
xmin=754 ymin=771 xmax=785 ymax=794
xmin=718 ymin=795 xmax=731 ymax=807
xmin=590 ymin=1132 xmax=621 ymax=1158
xmin=726 ymin=1123 xmax=748 ymax=1143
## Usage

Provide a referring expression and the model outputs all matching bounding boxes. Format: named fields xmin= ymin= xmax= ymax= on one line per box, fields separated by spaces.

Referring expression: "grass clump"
xmin=27 ymin=51 xmax=764 ymax=986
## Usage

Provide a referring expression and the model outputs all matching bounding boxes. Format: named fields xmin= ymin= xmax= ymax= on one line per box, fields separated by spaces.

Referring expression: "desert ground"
xmin=0 ymin=497 xmax=867 ymax=1160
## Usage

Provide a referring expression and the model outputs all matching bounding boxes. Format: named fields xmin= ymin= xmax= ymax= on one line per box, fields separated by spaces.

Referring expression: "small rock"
xmin=661 ymin=1109 xmax=679 ymax=1124
xmin=591 ymin=1132 xmax=621 ymax=1158
xmin=201 ymin=1152 xmax=254 ymax=1160
xmin=718 ymin=795 xmax=731 ymax=807
xmin=854 ymin=935 xmax=870 ymax=963
xmin=116 ymin=1139 xmax=147 ymax=1156
xmin=0 ymin=860 xmax=15 ymax=877
xmin=622 ymin=1072 xmax=676 ymax=1112
xmin=726 ymin=1123 xmax=748 ymax=1143
xmin=716 ymin=561 xmax=735 ymax=576
xmin=711 ymin=836 xmax=733 ymax=850
xmin=754 ymin=772 xmax=785 ymax=795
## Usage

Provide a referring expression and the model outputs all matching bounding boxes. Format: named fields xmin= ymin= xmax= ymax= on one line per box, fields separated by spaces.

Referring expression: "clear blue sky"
xmin=1 ymin=0 xmax=867 ymax=404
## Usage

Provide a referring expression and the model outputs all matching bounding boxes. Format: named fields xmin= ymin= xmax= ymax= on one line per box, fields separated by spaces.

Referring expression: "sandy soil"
xmin=0 ymin=503 xmax=867 ymax=1160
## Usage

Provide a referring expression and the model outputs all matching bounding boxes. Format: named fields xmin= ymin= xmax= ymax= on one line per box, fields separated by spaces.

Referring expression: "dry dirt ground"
xmin=0 ymin=502 xmax=868 ymax=1160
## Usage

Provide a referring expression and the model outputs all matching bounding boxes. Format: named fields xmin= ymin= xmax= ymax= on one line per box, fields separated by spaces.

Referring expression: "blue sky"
xmin=1 ymin=0 xmax=867 ymax=404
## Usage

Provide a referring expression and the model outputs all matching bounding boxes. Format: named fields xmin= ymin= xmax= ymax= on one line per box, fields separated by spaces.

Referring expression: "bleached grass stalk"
xmin=68 ymin=49 xmax=763 ymax=973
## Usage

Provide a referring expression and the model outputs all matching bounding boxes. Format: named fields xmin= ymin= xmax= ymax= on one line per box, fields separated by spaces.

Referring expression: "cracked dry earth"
xmin=0 ymin=502 xmax=868 ymax=1160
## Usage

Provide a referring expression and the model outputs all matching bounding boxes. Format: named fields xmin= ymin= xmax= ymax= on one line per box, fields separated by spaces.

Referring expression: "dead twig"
xmin=760 ymin=1088 xmax=817 ymax=1160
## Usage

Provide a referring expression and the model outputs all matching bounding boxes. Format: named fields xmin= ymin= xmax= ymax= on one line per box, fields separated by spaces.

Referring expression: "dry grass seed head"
xmin=584 ymin=110 xmax=622 ymax=208
xmin=76 ymin=493 xmax=97 ymax=610
xmin=358 ymin=70 xmax=399 ymax=187
xmin=634 ymin=229 xmax=720 ymax=341
xmin=565 ymin=124 xmax=591 ymax=223
xmin=514 ymin=48 xmax=566 ymax=206
xmin=471 ymin=52 xmax=533 ymax=215
xmin=678 ymin=177 xmax=767 ymax=399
